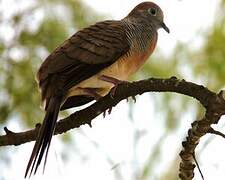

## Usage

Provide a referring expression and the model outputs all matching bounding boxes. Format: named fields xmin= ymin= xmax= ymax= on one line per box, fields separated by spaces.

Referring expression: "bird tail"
xmin=25 ymin=96 xmax=62 ymax=178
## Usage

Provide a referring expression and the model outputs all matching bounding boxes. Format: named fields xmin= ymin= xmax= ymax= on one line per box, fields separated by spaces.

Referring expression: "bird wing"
xmin=37 ymin=20 xmax=130 ymax=105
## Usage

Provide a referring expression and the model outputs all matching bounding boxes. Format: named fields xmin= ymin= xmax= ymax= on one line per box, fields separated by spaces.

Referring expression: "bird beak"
xmin=161 ymin=22 xmax=170 ymax=33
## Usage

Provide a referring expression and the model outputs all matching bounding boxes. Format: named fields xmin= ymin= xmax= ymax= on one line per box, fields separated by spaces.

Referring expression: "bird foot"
xmin=99 ymin=75 xmax=137 ymax=102
xmin=99 ymin=75 xmax=127 ymax=98
xmin=78 ymin=87 xmax=113 ymax=118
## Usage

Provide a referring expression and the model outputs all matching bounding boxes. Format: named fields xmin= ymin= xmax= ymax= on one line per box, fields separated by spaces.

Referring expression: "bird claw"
xmin=126 ymin=95 xmax=136 ymax=103
xmin=103 ymin=107 xmax=112 ymax=118
xmin=109 ymin=85 xmax=119 ymax=98
xmin=131 ymin=95 xmax=136 ymax=103
xmin=99 ymin=75 xmax=135 ymax=117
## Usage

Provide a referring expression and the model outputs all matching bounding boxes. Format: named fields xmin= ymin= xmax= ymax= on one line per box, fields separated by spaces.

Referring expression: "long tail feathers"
xmin=25 ymin=96 xmax=61 ymax=178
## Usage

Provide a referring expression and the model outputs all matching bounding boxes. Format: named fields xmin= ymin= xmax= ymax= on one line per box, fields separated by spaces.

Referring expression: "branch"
xmin=179 ymin=90 xmax=225 ymax=180
xmin=1 ymin=77 xmax=225 ymax=180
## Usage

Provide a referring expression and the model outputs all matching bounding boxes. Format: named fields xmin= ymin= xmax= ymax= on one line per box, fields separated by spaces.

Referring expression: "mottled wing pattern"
xmin=37 ymin=20 xmax=130 ymax=109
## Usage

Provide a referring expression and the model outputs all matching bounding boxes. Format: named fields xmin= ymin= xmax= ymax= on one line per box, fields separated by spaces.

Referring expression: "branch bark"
xmin=179 ymin=90 xmax=225 ymax=180
xmin=1 ymin=77 xmax=225 ymax=180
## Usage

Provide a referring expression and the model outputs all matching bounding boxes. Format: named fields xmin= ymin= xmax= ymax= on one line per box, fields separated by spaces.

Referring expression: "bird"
xmin=25 ymin=1 xmax=169 ymax=177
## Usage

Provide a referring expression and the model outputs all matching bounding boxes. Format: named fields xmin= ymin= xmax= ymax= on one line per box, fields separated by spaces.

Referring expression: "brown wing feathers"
xmin=63 ymin=21 xmax=128 ymax=64
xmin=38 ymin=20 xmax=129 ymax=105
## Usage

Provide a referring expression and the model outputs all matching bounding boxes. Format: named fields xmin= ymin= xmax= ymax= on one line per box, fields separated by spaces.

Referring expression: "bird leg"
xmin=78 ymin=87 xmax=102 ymax=100
xmin=127 ymin=95 xmax=136 ymax=103
xmin=99 ymin=75 xmax=125 ymax=85
xmin=78 ymin=87 xmax=112 ymax=118
xmin=99 ymin=75 xmax=136 ymax=102
xmin=99 ymin=75 xmax=126 ymax=97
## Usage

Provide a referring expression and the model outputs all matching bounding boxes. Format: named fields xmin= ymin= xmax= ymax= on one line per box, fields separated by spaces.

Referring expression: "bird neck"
xmin=121 ymin=18 xmax=158 ymax=53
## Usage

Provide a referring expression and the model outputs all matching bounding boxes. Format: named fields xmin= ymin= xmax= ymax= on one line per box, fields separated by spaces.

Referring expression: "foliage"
xmin=0 ymin=0 xmax=100 ymax=126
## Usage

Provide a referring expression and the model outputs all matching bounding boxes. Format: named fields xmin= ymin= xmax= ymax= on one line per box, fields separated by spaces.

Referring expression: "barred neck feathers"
xmin=121 ymin=18 xmax=158 ymax=54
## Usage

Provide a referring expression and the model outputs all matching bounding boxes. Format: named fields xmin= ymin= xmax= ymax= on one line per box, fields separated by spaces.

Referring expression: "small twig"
xmin=208 ymin=127 xmax=225 ymax=139
xmin=193 ymin=153 xmax=204 ymax=180
xmin=3 ymin=127 xmax=15 ymax=135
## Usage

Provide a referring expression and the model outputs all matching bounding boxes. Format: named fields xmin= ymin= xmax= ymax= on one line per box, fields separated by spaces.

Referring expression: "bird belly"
xmin=67 ymin=51 xmax=150 ymax=98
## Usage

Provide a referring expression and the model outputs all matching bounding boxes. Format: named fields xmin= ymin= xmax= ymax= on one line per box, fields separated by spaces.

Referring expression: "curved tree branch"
xmin=1 ymin=77 xmax=225 ymax=180
xmin=179 ymin=90 xmax=225 ymax=180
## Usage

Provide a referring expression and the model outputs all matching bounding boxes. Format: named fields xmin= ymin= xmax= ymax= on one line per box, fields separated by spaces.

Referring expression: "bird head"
xmin=126 ymin=2 xmax=170 ymax=33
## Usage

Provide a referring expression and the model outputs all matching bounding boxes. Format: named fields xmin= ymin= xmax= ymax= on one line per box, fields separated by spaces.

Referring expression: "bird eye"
xmin=148 ymin=8 xmax=157 ymax=16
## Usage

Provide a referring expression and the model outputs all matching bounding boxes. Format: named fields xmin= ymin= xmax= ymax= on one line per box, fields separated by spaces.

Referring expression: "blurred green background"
xmin=0 ymin=0 xmax=225 ymax=179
